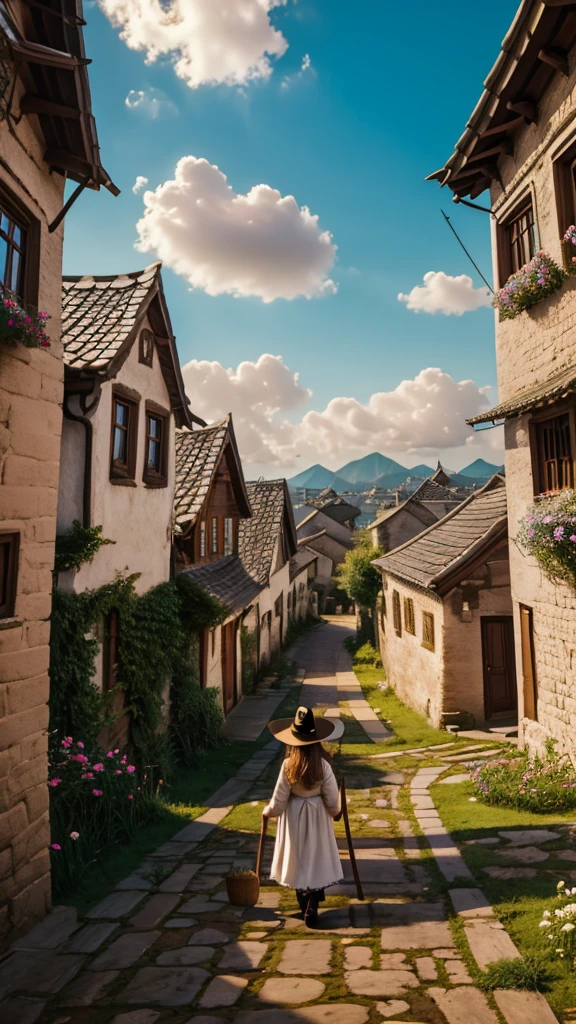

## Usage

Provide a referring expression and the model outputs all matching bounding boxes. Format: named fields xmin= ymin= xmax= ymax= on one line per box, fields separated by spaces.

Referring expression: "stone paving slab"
xmin=1 ymin=997 xmax=47 ymax=1024
xmin=86 ymin=890 xmax=146 ymax=920
xmin=0 ymin=951 xmax=84 ymax=998
xmin=90 ymin=931 xmax=160 ymax=970
xmin=494 ymin=988 xmax=560 ymax=1023
xmin=129 ymin=894 xmax=181 ymax=928
xmin=118 ymin=966 xmax=210 ymax=1006
xmin=257 ymin=978 xmax=326 ymax=1003
xmin=278 ymin=939 xmax=332 ymax=975
xmin=430 ymin=986 xmax=499 ymax=1024
xmin=464 ymin=920 xmax=521 ymax=970
xmin=61 ymin=969 xmax=120 ymax=1005
xmin=12 ymin=907 xmax=79 ymax=950
xmin=157 ymin=946 xmax=215 ymax=966
xmin=219 ymin=941 xmax=268 ymax=970
xmin=199 ymin=975 xmax=249 ymax=1008
xmin=66 ymin=922 xmax=118 ymax=953
xmin=235 ymin=1006 xmax=369 ymax=1024
xmin=159 ymin=864 xmax=203 ymax=891
xmin=345 ymin=968 xmax=419 ymax=997
xmin=449 ymin=888 xmax=493 ymax=918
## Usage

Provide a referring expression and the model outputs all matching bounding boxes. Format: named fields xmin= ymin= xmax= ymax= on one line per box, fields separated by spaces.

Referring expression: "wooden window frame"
xmin=403 ymin=596 xmax=416 ymax=635
xmin=530 ymin=401 xmax=576 ymax=496
xmin=110 ymin=385 xmax=139 ymax=485
xmin=211 ymin=515 xmax=219 ymax=555
xmin=199 ymin=520 xmax=206 ymax=558
xmin=553 ymin=136 xmax=576 ymax=238
xmin=497 ymin=192 xmax=536 ymax=287
xmin=143 ymin=400 xmax=169 ymax=488
xmin=392 ymin=590 xmax=402 ymax=637
xmin=0 ymin=184 xmax=40 ymax=304
xmin=520 ymin=604 xmax=538 ymax=721
xmin=422 ymin=610 xmax=435 ymax=652
xmin=0 ymin=532 xmax=19 ymax=619
xmin=139 ymin=328 xmax=154 ymax=368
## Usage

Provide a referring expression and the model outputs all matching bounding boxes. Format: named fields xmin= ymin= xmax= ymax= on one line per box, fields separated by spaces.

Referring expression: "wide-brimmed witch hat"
xmin=268 ymin=705 xmax=336 ymax=746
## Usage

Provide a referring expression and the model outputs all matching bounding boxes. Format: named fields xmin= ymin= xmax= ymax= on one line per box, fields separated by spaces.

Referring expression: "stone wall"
xmin=486 ymin=38 xmax=576 ymax=754
xmin=0 ymin=102 xmax=65 ymax=943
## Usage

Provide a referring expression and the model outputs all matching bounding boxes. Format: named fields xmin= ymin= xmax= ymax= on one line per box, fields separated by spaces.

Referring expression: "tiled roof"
xmin=373 ymin=476 xmax=507 ymax=593
xmin=468 ymin=361 xmax=576 ymax=425
xmin=239 ymin=480 xmax=289 ymax=586
xmin=368 ymin=497 xmax=436 ymax=531
xmin=290 ymin=548 xmax=318 ymax=582
xmin=181 ymin=556 xmax=262 ymax=616
xmin=62 ymin=264 xmax=161 ymax=370
xmin=410 ymin=478 xmax=460 ymax=502
xmin=306 ymin=487 xmax=339 ymax=506
xmin=174 ymin=420 xmax=230 ymax=528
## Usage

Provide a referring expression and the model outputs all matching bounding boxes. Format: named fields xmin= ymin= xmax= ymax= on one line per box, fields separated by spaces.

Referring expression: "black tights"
xmin=296 ymin=887 xmax=325 ymax=902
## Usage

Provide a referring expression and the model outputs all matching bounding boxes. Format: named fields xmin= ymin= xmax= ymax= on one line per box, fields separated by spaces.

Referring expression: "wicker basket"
xmin=225 ymin=870 xmax=260 ymax=906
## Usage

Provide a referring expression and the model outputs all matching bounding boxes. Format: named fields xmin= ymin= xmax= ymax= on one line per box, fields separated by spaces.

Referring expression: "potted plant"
xmin=493 ymin=251 xmax=566 ymax=320
xmin=225 ymin=868 xmax=260 ymax=906
xmin=517 ymin=490 xmax=576 ymax=586
xmin=0 ymin=289 xmax=50 ymax=348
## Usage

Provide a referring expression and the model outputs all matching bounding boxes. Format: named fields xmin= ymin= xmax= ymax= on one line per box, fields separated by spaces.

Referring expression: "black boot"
xmin=296 ymin=890 xmax=308 ymax=916
xmin=305 ymin=892 xmax=320 ymax=928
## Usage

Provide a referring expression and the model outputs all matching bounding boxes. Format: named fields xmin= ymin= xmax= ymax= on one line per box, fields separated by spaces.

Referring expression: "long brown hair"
xmin=284 ymin=743 xmax=332 ymax=789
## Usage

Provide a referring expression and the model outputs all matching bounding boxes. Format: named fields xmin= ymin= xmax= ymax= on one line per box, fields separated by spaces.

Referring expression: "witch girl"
xmin=262 ymin=705 xmax=343 ymax=927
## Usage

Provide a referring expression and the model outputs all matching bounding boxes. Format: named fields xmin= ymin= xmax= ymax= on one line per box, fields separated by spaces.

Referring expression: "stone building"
xmin=373 ymin=477 xmax=514 ymax=729
xmin=430 ymin=0 xmax=576 ymax=753
xmin=0 ymin=1 xmax=114 ymax=944
xmin=369 ymin=476 xmax=462 ymax=554
xmin=296 ymin=508 xmax=354 ymax=611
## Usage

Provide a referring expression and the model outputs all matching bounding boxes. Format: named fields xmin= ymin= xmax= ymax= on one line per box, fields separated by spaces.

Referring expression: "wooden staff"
xmin=334 ymin=777 xmax=364 ymax=901
xmin=256 ymin=814 xmax=269 ymax=880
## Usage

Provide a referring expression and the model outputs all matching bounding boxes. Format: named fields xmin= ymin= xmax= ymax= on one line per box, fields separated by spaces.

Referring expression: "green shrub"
xmin=353 ymin=642 xmax=383 ymax=668
xmin=343 ymin=635 xmax=360 ymax=657
xmin=473 ymin=739 xmax=576 ymax=813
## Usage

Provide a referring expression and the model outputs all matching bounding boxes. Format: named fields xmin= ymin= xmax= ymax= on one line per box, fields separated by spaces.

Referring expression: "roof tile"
xmin=239 ymin=480 xmax=288 ymax=586
xmin=174 ymin=420 xmax=230 ymax=528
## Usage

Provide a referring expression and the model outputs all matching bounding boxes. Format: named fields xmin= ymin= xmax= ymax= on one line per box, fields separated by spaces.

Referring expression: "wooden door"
xmin=221 ymin=620 xmax=237 ymax=714
xmin=481 ymin=616 xmax=518 ymax=719
xmin=519 ymin=604 xmax=537 ymax=720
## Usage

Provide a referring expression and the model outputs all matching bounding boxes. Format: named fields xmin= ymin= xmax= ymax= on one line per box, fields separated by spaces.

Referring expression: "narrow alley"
xmin=0 ymin=619 xmax=565 ymax=1024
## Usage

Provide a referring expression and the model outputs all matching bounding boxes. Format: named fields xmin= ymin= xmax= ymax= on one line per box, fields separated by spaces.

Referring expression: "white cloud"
xmin=398 ymin=270 xmax=493 ymax=316
xmin=182 ymin=357 xmax=498 ymax=474
xmin=99 ymin=0 xmax=290 ymax=89
xmin=281 ymin=52 xmax=314 ymax=89
xmin=135 ymin=155 xmax=337 ymax=302
xmin=132 ymin=175 xmax=149 ymax=194
xmin=125 ymin=88 xmax=177 ymax=119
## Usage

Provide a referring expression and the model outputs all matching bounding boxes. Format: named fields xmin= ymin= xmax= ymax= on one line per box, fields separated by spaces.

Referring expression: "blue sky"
xmin=64 ymin=0 xmax=516 ymax=477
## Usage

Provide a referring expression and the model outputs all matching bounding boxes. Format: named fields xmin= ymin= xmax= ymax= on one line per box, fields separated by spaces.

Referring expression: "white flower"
xmin=558 ymin=881 xmax=566 ymax=889
xmin=539 ymin=921 xmax=549 ymax=927
xmin=469 ymin=797 xmax=477 ymax=803
xmin=549 ymin=934 xmax=554 ymax=940
xmin=562 ymin=922 xmax=575 ymax=932
xmin=543 ymin=910 xmax=551 ymax=917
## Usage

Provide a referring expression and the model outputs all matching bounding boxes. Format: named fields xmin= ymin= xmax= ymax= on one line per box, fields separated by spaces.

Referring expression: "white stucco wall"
xmin=57 ymin=316 xmax=175 ymax=595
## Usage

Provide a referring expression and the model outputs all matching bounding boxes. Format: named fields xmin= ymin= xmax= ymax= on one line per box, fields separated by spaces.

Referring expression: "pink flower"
xmin=106 ymin=751 xmax=114 ymax=758
xmin=126 ymin=765 xmax=136 ymax=774
xmin=48 ymin=778 xmax=62 ymax=787
xmin=114 ymin=748 xmax=119 ymax=754
xmin=81 ymin=772 xmax=94 ymax=779
xmin=77 ymin=742 xmax=84 ymax=749
xmin=121 ymin=756 xmax=127 ymax=764
xmin=92 ymin=789 xmax=103 ymax=797
xmin=51 ymin=843 xmax=61 ymax=851
xmin=93 ymin=763 xmax=104 ymax=772
xmin=69 ymin=831 xmax=80 ymax=841
xmin=128 ymin=794 xmax=133 ymax=800
xmin=61 ymin=739 xmax=71 ymax=748
xmin=115 ymin=770 xmax=122 ymax=775
xmin=74 ymin=754 xmax=88 ymax=764
xmin=570 ymin=535 xmax=576 ymax=543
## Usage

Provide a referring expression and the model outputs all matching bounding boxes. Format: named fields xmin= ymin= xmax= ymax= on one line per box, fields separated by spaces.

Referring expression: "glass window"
xmin=139 ymin=328 xmax=154 ymax=367
xmin=507 ymin=200 xmax=535 ymax=274
xmin=0 ymin=203 xmax=26 ymax=295
xmin=212 ymin=516 xmax=219 ymax=554
xmin=422 ymin=611 xmax=435 ymax=652
xmin=403 ymin=597 xmax=415 ymax=635
xmin=199 ymin=521 xmax=206 ymax=558
xmin=146 ymin=414 xmax=162 ymax=473
xmin=112 ymin=400 xmax=129 ymax=467
xmin=392 ymin=590 xmax=402 ymax=637
xmin=224 ymin=517 xmax=234 ymax=556
xmin=0 ymin=533 xmax=18 ymax=618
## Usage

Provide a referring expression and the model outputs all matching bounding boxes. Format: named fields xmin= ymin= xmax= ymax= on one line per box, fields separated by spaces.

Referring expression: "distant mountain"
xmin=406 ymin=464 xmax=435 ymax=478
xmin=458 ymin=459 xmax=504 ymax=478
xmin=287 ymin=464 xmax=339 ymax=490
xmin=372 ymin=469 xmax=414 ymax=489
xmin=336 ymin=453 xmax=406 ymax=486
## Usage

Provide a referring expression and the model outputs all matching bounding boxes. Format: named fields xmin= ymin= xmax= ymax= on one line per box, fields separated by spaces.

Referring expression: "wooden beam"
xmin=506 ymin=99 xmax=537 ymax=122
xmin=543 ymin=0 xmax=576 ymax=7
xmin=480 ymin=116 xmax=524 ymax=139
xmin=467 ymin=140 xmax=513 ymax=164
xmin=20 ymin=94 xmax=82 ymax=120
xmin=538 ymin=46 xmax=569 ymax=75
xmin=469 ymin=177 xmax=492 ymax=200
xmin=44 ymin=148 xmax=94 ymax=179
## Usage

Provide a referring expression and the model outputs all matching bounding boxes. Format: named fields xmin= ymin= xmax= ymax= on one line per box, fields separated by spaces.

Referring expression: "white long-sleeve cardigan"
xmin=264 ymin=759 xmax=342 ymax=890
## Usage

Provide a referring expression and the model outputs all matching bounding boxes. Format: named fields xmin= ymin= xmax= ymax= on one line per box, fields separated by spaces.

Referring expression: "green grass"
xmin=432 ymin=778 xmax=576 ymax=836
xmin=480 ymin=956 xmax=551 ymax=992
xmin=62 ymin=684 xmax=303 ymax=914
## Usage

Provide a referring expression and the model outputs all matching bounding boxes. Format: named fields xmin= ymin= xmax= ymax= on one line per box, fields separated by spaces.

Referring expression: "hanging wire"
xmin=441 ymin=210 xmax=495 ymax=294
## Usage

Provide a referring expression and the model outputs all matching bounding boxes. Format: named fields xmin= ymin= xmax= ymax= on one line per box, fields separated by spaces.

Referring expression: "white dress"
xmin=264 ymin=759 xmax=343 ymax=891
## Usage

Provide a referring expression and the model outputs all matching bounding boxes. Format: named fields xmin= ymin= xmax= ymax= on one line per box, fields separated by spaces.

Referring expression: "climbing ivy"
xmin=49 ymin=572 xmax=229 ymax=779
xmin=54 ymin=520 xmax=115 ymax=574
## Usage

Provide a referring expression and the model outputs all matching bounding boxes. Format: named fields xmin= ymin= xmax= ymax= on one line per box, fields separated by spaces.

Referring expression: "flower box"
xmin=517 ymin=490 xmax=576 ymax=587
xmin=494 ymin=251 xmax=566 ymax=320
xmin=562 ymin=225 xmax=576 ymax=275
xmin=0 ymin=289 xmax=50 ymax=348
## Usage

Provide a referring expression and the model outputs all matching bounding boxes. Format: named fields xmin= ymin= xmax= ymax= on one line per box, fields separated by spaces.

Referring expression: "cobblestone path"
xmin=0 ymin=620 xmax=563 ymax=1024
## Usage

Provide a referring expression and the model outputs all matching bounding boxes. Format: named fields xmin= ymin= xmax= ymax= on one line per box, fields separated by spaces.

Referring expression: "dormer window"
xmin=224 ymin=517 xmax=234 ymax=555
xmin=139 ymin=328 xmax=154 ymax=367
